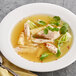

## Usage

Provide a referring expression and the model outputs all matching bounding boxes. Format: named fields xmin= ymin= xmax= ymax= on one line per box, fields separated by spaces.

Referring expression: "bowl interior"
xmin=0 ymin=3 xmax=76 ymax=72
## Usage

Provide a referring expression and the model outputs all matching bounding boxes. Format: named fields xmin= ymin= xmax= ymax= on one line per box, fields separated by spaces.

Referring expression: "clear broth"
xmin=11 ymin=14 xmax=73 ymax=62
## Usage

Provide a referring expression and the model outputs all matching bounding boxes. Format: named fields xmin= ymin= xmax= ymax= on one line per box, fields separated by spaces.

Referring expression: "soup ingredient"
xmin=47 ymin=26 xmax=59 ymax=32
xmin=50 ymin=16 xmax=61 ymax=26
xmin=37 ymin=19 xmax=47 ymax=26
xmin=60 ymin=22 xmax=69 ymax=34
xmin=31 ymin=37 xmax=53 ymax=43
xmin=56 ymin=48 xmax=61 ymax=57
xmin=58 ymin=32 xmax=71 ymax=44
xmin=63 ymin=22 xmax=69 ymax=28
xmin=43 ymin=24 xmax=53 ymax=34
xmin=53 ymin=16 xmax=61 ymax=21
xmin=40 ymin=53 xmax=51 ymax=61
xmin=60 ymin=26 xmax=67 ymax=34
xmin=56 ymin=42 xmax=61 ymax=57
xmin=36 ymin=29 xmax=60 ymax=40
xmin=44 ymin=28 xmax=48 ymax=34
xmin=46 ymin=43 xmax=58 ymax=54
xmin=11 ymin=14 xmax=73 ymax=62
xmin=24 ymin=21 xmax=30 ymax=39
xmin=51 ymin=21 xmax=60 ymax=26
xmin=56 ymin=32 xmax=71 ymax=57
xmin=43 ymin=25 xmax=60 ymax=34
xmin=18 ymin=32 xmax=25 ymax=45
xmin=25 ymin=20 xmax=37 ymax=30
xmin=30 ymin=26 xmax=46 ymax=35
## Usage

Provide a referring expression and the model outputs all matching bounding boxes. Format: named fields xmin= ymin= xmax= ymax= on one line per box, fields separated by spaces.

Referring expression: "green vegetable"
xmin=50 ymin=21 xmax=60 ymax=26
xmin=27 ymin=20 xmax=37 ymax=29
xmin=44 ymin=26 xmax=59 ymax=34
xmin=52 ymin=27 xmax=60 ymax=31
xmin=63 ymin=22 xmax=69 ymax=28
xmin=56 ymin=42 xmax=61 ymax=57
xmin=58 ymin=33 xmax=71 ymax=44
xmin=57 ymin=33 xmax=71 ymax=57
xmin=50 ymin=16 xmax=61 ymax=26
xmin=47 ymin=26 xmax=53 ymax=30
xmin=37 ymin=20 xmax=47 ymax=26
xmin=60 ymin=22 xmax=69 ymax=34
xmin=44 ymin=28 xmax=48 ymax=34
xmin=56 ymin=48 xmax=61 ymax=57
xmin=56 ymin=32 xmax=71 ymax=57
xmin=40 ymin=53 xmax=52 ymax=61
xmin=60 ymin=26 xmax=68 ymax=34
xmin=53 ymin=16 xmax=61 ymax=21
xmin=47 ymin=26 xmax=59 ymax=31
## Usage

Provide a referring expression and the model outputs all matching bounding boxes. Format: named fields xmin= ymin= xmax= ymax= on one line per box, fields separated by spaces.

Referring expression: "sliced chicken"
xmin=18 ymin=32 xmax=25 ymax=45
xmin=46 ymin=43 xmax=57 ymax=54
xmin=37 ymin=30 xmax=60 ymax=40
xmin=30 ymin=26 xmax=46 ymax=35
xmin=24 ymin=20 xmax=30 ymax=39
xmin=36 ymin=24 xmax=60 ymax=40
xmin=30 ymin=24 xmax=53 ymax=35
xmin=31 ymin=37 xmax=53 ymax=43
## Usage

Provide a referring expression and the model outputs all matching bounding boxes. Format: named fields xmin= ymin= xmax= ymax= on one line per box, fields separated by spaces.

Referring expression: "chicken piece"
xmin=30 ymin=24 xmax=53 ymax=36
xmin=24 ymin=20 xmax=30 ymax=39
xmin=30 ymin=26 xmax=46 ymax=35
xmin=31 ymin=37 xmax=53 ymax=43
xmin=37 ymin=30 xmax=60 ymax=40
xmin=18 ymin=32 xmax=25 ymax=45
xmin=46 ymin=43 xmax=57 ymax=54
xmin=36 ymin=24 xmax=60 ymax=40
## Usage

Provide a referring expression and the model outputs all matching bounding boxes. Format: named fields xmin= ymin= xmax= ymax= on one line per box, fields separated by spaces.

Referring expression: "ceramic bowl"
xmin=0 ymin=3 xmax=76 ymax=72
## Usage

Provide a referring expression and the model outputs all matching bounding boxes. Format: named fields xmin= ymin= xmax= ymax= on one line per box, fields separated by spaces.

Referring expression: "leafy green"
xmin=52 ymin=27 xmax=60 ymax=31
xmin=44 ymin=26 xmax=59 ymax=34
xmin=56 ymin=48 xmax=61 ymax=57
xmin=50 ymin=21 xmax=60 ymax=26
xmin=63 ymin=22 xmax=69 ymax=28
xmin=50 ymin=16 xmax=61 ymax=26
xmin=60 ymin=22 xmax=69 ymax=34
xmin=56 ymin=40 xmax=61 ymax=57
xmin=44 ymin=28 xmax=48 ymax=34
xmin=37 ymin=20 xmax=47 ymax=26
xmin=47 ymin=26 xmax=52 ymax=30
xmin=40 ymin=53 xmax=52 ymax=61
xmin=47 ymin=26 xmax=59 ymax=31
xmin=53 ymin=16 xmax=61 ymax=21
xmin=60 ymin=26 xmax=68 ymax=34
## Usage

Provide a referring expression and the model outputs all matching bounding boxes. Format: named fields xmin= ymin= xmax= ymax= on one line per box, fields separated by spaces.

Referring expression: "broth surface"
xmin=11 ymin=14 xmax=73 ymax=62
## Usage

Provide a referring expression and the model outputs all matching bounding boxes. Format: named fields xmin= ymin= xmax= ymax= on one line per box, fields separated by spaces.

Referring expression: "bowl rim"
xmin=0 ymin=3 xmax=76 ymax=72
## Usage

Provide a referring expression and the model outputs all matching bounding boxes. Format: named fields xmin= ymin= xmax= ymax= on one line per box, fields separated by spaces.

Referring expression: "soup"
xmin=11 ymin=14 xmax=73 ymax=62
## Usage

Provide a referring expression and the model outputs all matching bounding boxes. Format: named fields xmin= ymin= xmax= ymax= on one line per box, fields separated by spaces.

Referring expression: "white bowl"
xmin=0 ymin=3 xmax=76 ymax=72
